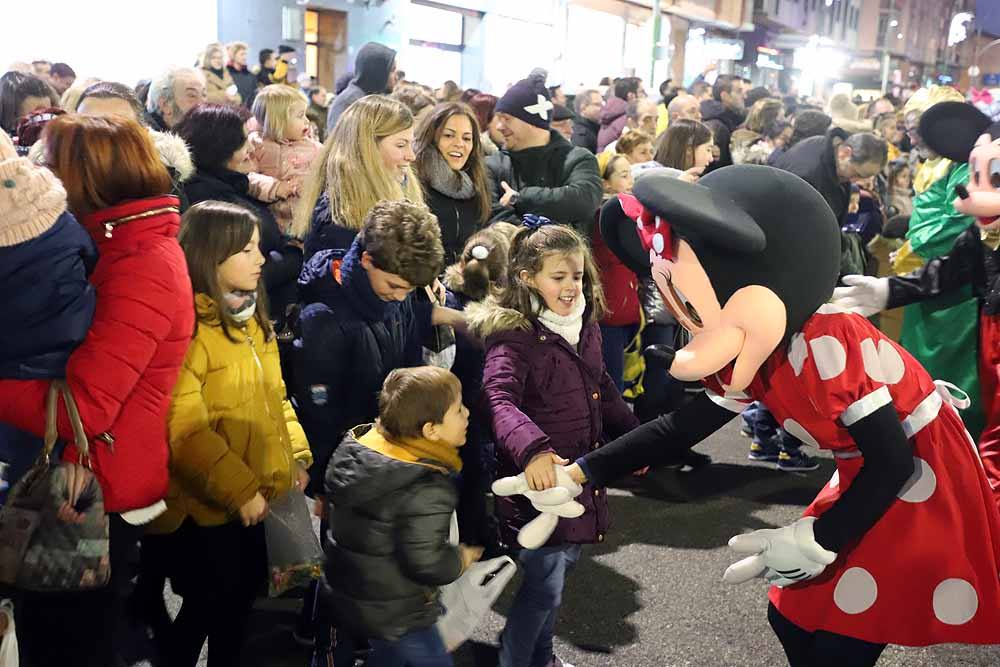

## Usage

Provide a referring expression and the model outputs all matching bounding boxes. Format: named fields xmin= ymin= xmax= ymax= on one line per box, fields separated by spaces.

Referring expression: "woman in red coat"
xmin=0 ymin=115 xmax=194 ymax=667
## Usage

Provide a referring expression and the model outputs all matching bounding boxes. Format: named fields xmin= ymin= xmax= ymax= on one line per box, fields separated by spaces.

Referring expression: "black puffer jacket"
xmin=228 ymin=64 xmax=258 ymax=109
xmin=324 ymin=425 xmax=462 ymax=641
xmin=485 ymin=130 xmax=601 ymax=235
xmin=571 ymin=117 xmax=599 ymax=154
xmin=423 ymin=185 xmax=482 ymax=265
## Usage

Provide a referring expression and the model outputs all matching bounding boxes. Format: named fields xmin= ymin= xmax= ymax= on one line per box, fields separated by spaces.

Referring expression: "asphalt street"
xmin=163 ymin=419 xmax=1000 ymax=667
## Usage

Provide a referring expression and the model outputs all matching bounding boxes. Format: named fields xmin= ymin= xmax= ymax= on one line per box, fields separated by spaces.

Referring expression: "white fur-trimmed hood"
xmin=27 ymin=128 xmax=195 ymax=184
xmin=464 ymin=296 xmax=531 ymax=340
xmin=149 ymin=129 xmax=194 ymax=183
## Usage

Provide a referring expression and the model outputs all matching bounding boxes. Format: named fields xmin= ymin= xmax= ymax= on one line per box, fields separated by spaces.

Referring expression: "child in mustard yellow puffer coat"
xmin=145 ymin=200 xmax=312 ymax=666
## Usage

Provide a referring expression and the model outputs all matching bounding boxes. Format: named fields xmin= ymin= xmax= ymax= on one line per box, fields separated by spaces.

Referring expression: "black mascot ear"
xmin=919 ymin=101 xmax=991 ymax=163
xmin=632 ymin=170 xmax=765 ymax=253
xmin=598 ymin=196 xmax=651 ymax=277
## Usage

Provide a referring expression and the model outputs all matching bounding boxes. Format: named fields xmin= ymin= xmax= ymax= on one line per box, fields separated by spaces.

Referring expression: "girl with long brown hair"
xmin=413 ymin=102 xmax=491 ymax=263
xmin=654 ymin=118 xmax=715 ymax=182
xmin=0 ymin=114 xmax=194 ymax=666
xmin=149 ymin=201 xmax=311 ymax=666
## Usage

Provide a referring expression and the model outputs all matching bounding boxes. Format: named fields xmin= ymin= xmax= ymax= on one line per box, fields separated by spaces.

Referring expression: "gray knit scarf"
xmin=424 ymin=148 xmax=476 ymax=200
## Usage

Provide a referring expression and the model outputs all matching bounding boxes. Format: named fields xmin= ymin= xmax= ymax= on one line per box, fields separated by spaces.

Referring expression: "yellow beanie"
xmin=597 ymin=151 xmax=618 ymax=179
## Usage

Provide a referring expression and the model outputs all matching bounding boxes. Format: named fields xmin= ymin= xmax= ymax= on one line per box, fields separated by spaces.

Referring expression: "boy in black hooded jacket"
xmin=325 ymin=366 xmax=482 ymax=664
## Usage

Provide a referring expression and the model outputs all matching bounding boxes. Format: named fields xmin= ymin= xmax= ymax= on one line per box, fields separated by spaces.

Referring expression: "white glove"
xmin=723 ymin=517 xmax=837 ymax=588
xmin=492 ymin=468 xmax=585 ymax=549
xmin=830 ymin=275 xmax=890 ymax=317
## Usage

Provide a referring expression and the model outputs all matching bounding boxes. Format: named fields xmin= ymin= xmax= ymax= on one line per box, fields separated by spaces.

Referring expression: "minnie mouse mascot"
xmin=834 ymin=101 xmax=1000 ymax=510
xmin=502 ymin=164 xmax=1000 ymax=665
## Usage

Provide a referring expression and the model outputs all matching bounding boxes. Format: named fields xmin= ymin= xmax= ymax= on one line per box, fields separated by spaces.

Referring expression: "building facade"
xmin=216 ymin=0 xmax=754 ymax=95
xmin=744 ymin=0 xmax=863 ymax=96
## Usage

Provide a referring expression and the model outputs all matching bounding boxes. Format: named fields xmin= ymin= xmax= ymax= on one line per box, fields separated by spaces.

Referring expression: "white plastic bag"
xmin=435 ymin=512 xmax=516 ymax=651
xmin=0 ymin=599 xmax=18 ymax=667
xmin=436 ymin=555 xmax=516 ymax=651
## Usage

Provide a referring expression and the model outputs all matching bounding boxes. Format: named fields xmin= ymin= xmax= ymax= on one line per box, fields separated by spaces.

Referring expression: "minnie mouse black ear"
xmin=632 ymin=170 xmax=765 ymax=254
xmin=919 ymin=101 xmax=992 ymax=163
xmin=598 ymin=197 xmax=651 ymax=277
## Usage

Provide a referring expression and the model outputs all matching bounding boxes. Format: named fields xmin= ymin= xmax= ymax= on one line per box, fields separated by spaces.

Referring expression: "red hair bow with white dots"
xmin=617 ymin=192 xmax=673 ymax=264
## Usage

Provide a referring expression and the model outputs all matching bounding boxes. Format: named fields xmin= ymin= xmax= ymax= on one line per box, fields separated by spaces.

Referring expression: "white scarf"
xmin=224 ymin=291 xmax=257 ymax=322
xmin=532 ymin=294 xmax=587 ymax=347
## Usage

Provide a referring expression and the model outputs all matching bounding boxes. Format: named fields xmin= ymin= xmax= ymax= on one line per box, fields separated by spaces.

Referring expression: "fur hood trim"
xmin=150 ymin=129 xmax=195 ymax=183
xmin=28 ymin=129 xmax=195 ymax=184
xmin=442 ymin=264 xmax=466 ymax=293
xmin=465 ymin=296 xmax=531 ymax=339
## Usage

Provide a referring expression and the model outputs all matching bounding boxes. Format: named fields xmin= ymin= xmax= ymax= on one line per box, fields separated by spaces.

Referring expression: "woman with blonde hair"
xmin=298 ymin=94 xmax=424 ymax=258
xmin=200 ymin=42 xmax=241 ymax=106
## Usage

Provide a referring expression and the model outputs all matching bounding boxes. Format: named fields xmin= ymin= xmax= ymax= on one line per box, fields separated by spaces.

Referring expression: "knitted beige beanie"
xmin=0 ymin=128 xmax=69 ymax=247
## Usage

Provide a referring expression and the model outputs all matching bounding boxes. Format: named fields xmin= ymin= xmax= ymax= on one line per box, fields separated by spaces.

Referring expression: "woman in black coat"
xmin=176 ymin=103 xmax=302 ymax=329
xmin=413 ymin=102 xmax=491 ymax=264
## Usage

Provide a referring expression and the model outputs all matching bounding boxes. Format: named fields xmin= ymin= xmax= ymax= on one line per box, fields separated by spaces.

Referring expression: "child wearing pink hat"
xmin=0 ymin=128 xmax=95 ymax=498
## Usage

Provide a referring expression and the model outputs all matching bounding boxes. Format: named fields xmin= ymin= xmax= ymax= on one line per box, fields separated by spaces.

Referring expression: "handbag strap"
xmin=54 ymin=380 xmax=92 ymax=465
xmin=41 ymin=382 xmax=61 ymax=465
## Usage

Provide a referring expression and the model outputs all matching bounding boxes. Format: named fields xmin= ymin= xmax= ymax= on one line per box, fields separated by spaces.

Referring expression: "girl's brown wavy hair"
xmin=498 ymin=223 xmax=605 ymax=325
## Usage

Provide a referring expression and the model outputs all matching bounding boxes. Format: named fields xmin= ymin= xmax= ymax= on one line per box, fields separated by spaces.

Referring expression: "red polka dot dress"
xmin=703 ymin=305 xmax=1000 ymax=645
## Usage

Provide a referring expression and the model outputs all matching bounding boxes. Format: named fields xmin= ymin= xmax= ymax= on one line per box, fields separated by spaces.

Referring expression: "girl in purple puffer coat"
xmin=467 ymin=220 xmax=638 ymax=667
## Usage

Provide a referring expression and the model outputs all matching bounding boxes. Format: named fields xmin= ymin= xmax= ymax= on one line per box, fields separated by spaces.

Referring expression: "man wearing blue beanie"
xmin=486 ymin=76 xmax=601 ymax=236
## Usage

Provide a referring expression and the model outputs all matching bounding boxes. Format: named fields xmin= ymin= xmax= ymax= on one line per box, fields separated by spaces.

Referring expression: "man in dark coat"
xmin=571 ymin=88 xmax=602 ymax=153
xmin=700 ymin=74 xmax=746 ymax=171
xmin=771 ymin=131 xmax=888 ymax=224
xmin=326 ymin=42 xmax=397 ymax=131
xmin=486 ymin=77 xmax=601 ymax=236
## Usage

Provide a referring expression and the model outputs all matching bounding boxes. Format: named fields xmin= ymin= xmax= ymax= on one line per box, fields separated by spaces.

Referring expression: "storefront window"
xmin=401 ymin=2 xmax=466 ymax=87
xmin=564 ymin=6 xmax=625 ymax=90
xmin=481 ymin=13 xmax=554 ymax=93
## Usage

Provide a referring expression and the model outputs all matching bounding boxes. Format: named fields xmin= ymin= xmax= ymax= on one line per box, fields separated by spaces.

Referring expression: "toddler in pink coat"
xmin=249 ymin=85 xmax=322 ymax=235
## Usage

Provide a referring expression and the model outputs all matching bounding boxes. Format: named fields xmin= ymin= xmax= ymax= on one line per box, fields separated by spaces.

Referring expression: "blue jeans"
xmin=742 ymin=402 xmax=802 ymax=453
xmin=599 ymin=323 xmax=639 ymax=392
xmin=368 ymin=625 xmax=452 ymax=667
xmin=499 ymin=544 xmax=582 ymax=667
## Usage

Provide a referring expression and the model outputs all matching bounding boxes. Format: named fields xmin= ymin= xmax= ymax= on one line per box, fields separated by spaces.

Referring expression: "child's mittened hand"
xmin=525 ymin=452 xmax=569 ymax=491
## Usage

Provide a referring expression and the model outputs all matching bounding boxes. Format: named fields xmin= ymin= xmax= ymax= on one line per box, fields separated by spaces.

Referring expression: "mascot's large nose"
xmin=956 ymin=184 xmax=970 ymax=200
